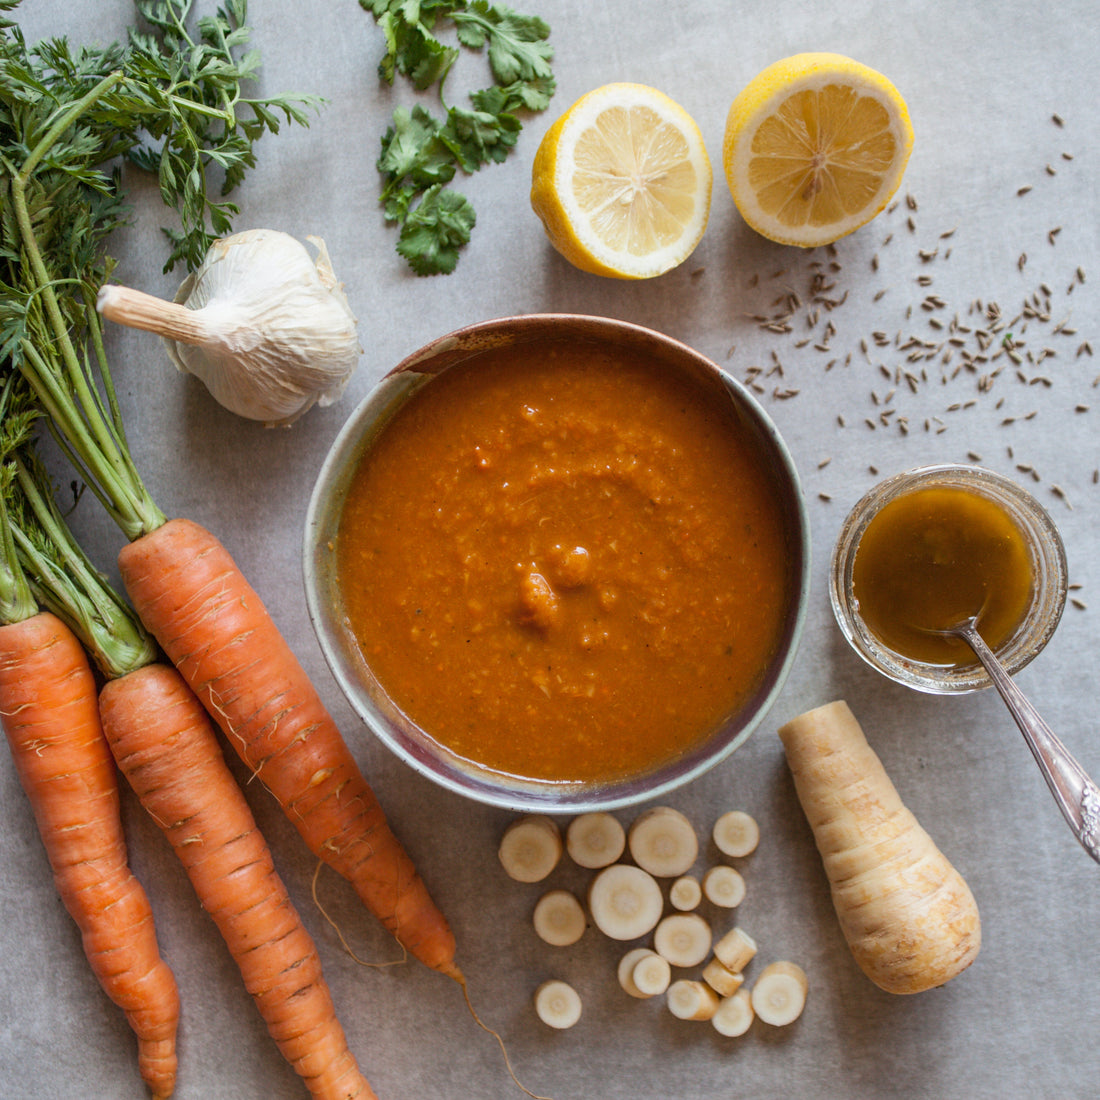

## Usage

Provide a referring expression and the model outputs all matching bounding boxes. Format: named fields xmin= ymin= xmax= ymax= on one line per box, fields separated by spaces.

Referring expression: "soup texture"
xmin=336 ymin=339 xmax=794 ymax=783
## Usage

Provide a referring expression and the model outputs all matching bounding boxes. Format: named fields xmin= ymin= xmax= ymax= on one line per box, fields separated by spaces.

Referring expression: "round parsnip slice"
xmin=566 ymin=812 xmax=626 ymax=869
xmin=751 ymin=961 xmax=808 ymax=1026
xmin=628 ymin=806 xmax=698 ymax=877
xmin=667 ymin=979 xmax=720 ymax=1021
xmin=669 ymin=874 xmax=702 ymax=911
xmin=632 ymin=951 xmax=671 ymax=997
xmin=618 ymin=948 xmax=659 ymax=998
xmin=499 ymin=815 xmax=562 ymax=882
xmin=702 ymin=865 xmax=746 ymax=908
xmin=588 ymin=864 xmax=663 ymax=940
xmin=712 ymin=810 xmax=760 ymax=857
xmin=712 ymin=987 xmax=755 ymax=1036
xmin=534 ymin=980 xmax=582 ymax=1029
xmin=653 ymin=913 xmax=712 ymax=968
xmin=533 ymin=889 xmax=586 ymax=946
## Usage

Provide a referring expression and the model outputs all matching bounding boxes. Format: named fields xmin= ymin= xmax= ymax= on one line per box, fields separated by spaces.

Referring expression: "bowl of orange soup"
xmin=304 ymin=315 xmax=809 ymax=812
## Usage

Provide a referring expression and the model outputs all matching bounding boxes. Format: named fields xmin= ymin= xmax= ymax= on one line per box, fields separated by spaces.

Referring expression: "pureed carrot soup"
xmin=335 ymin=337 xmax=795 ymax=785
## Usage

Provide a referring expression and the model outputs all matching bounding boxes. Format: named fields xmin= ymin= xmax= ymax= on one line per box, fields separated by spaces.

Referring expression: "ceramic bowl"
xmin=304 ymin=314 xmax=810 ymax=812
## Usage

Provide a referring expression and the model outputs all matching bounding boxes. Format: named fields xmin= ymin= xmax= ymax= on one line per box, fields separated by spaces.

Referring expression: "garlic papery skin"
xmin=97 ymin=229 xmax=361 ymax=427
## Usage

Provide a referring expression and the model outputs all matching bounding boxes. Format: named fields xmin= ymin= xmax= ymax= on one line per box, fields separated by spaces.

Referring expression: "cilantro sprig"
xmin=362 ymin=0 xmax=555 ymax=275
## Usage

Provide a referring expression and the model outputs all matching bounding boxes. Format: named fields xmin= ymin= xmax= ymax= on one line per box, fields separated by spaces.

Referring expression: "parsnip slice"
xmin=617 ymin=948 xmax=658 ymax=999
xmin=566 ymin=812 xmax=626 ymax=869
xmin=533 ymin=889 xmax=586 ymax=946
xmin=702 ymin=956 xmax=745 ymax=998
xmin=750 ymin=961 xmax=807 ymax=1026
xmin=669 ymin=874 xmax=702 ymax=912
xmin=534 ymin=980 xmax=582 ymax=1029
xmin=632 ymin=951 xmax=672 ymax=997
xmin=702 ymin=865 xmax=746 ymax=908
xmin=499 ymin=815 xmax=562 ymax=883
xmin=654 ymin=913 xmax=712 ymax=968
xmin=712 ymin=810 xmax=760 ymax=857
xmin=712 ymin=987 xmax=755 ymax=1036
xmin=712 ymin=927 xmax=756 ymax=973
xmin=628 ymin=806 xmax=698 ymax=877
xmin=667 ymin=979 xmax=720 ymax=1021
xmin=587 ymin=864 xmax=663 ymax=940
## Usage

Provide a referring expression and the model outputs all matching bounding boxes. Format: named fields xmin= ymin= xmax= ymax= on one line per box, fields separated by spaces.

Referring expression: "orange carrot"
xmin=118 ymin=517 xmax=460 ymax=981
xmin=0 ymin=611 xmax=179 ymax=1100
xmin=101 ymin=661 xmax=376 ymax=1100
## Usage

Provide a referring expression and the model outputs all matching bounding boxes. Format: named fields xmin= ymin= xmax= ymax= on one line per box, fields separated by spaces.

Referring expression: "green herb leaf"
xmin=362 ymin=0 xmax=555 ymax=275
xmin=395 ymin=185 xmax=476 ymax=276
xmin=452 ymin=1 xmax=553 ymax=86
xmin=377 ymin=104 xmax=457 ymax=192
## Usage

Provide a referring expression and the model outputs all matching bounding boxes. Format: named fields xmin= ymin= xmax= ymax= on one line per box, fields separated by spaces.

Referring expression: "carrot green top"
xmin=1 ymin=439 xmax=157 ymax=680
xmin=0 ymin=4 xmax=319 ymax=541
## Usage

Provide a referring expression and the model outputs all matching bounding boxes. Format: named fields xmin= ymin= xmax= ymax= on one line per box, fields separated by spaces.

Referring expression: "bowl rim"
xmin=303 ymin=313 xmax=812 ymax=812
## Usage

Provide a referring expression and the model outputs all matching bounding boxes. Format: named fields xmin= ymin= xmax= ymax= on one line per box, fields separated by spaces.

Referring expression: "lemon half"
xmin=723 ymin=53 xmax=914 ymax=248
xmin=530 ymin=83 xmax=713 ymax=279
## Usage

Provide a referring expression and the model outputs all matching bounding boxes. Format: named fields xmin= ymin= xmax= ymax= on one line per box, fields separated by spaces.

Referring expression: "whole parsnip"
xmin=778 ymin=700 xmax=980 ymax=994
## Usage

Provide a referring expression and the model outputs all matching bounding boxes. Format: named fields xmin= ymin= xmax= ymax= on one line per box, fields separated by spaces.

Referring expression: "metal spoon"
xmin=942 ymin=615 xmax=1100 ymax=865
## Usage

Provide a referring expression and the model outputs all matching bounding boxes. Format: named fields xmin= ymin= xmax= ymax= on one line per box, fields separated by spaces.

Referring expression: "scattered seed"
xmin=1017 ymin=185 xmax=1033 ymax=196
xmin=1071 ymin=597 xmax=1087 ymax=610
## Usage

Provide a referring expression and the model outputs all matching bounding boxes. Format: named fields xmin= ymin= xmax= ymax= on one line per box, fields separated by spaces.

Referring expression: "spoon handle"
xmin=963 ymin=626 xmax=1100 ymax=864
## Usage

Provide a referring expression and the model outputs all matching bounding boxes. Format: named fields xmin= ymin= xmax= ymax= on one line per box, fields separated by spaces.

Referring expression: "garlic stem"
xmin=97 ymin=284 xmax=208 ymax=346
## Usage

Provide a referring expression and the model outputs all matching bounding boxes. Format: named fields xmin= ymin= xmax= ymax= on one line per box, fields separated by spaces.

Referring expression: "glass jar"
xmin=829 ymin=464 xmax=1067 ymax=694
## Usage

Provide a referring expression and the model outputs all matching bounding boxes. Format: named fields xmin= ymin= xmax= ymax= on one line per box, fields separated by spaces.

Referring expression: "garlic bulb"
xmin=97 ymin=229 xmax=361 ymax=427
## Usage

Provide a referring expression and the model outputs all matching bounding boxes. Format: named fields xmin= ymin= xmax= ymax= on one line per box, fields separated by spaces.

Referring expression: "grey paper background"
xmin=4 ymin=2 xmax=1099 ymax=1098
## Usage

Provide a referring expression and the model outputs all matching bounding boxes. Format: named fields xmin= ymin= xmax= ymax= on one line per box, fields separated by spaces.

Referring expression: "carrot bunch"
xmin=2 ymin=429 xmax=376 ymax=1099
xmin=2 ymin=22 xmax=465 ymax=1100
xmin=4 ymin=20 xmax=462 ymax=1095
xmin=0 ymin=410 xmax=178 ymax=1097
